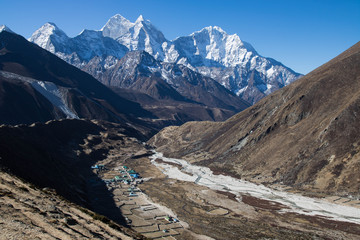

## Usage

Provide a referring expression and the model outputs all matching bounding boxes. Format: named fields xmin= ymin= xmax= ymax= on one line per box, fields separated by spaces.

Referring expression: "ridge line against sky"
xmin=1 ymin=0 xmax=359 ymax=74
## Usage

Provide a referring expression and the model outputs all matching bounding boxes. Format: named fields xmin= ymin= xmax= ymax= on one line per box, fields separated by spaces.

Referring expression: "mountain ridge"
xmin=83 ymin=49 xmax=250 ymax=110
xmin=1 ymin=30 xmax=246 ymax=132
xmin=29 ymin=14 xmax=302 ymax=104
xmin=0 ymin=30 xmax=157 ymax=134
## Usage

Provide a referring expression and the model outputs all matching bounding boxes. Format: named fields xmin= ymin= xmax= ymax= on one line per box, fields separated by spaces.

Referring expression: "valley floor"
xmin=150 ymin=151 xmax=360 ymax=224
xmin=87 ymin=142 xmax=360 ymax=239
xmin=2 ymin=123 xmax=360 ymax=239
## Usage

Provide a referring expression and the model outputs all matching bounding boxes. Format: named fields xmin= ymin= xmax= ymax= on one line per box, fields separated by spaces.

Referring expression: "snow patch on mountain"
xmin=0 ymin=25 xmax=14 ymax=33
xmin=0 ymin=71 xmax=78 ymax=119
xmin=30 ymin=81 xmax=79 ymax=119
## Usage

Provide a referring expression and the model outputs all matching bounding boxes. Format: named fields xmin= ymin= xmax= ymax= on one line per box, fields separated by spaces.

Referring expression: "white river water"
xmin=150 ymin=151 xmax=360 ymax=225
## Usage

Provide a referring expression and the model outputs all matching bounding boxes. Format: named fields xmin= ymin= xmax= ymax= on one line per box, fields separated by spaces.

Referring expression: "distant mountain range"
xmin=0 ymin=16 xmax=302 ymax=132
xmin=29 ymin=14 xmax=302 ymax=104
xmin=0 ymin=27 xmax=247 ymax=131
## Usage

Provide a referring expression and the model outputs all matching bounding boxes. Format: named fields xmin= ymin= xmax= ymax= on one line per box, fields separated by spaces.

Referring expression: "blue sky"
xmin=1 ymin=0 xmax=359 ymax=74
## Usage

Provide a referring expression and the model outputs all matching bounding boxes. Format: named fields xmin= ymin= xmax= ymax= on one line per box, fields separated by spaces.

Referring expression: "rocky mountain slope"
xmin=111 ymin=86 xmax=245 ymax=126
xmin=29 ymin=14 xmax=302 ymax=104
xmin=150 ymin=41 xmax=360 ymax=197
xmin=83 ymin=50 xmax=250 ymax=111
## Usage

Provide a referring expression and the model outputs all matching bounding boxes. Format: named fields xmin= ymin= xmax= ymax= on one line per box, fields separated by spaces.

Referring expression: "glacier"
xmin=0 ymin=71 xmax=78 ymax=119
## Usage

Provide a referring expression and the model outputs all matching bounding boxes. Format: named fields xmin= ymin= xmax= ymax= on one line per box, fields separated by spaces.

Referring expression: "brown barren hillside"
xmin=150 ymin=42 xmax=360 ymax=196
xmin=0 ymin=171 xmax=143 ymax=240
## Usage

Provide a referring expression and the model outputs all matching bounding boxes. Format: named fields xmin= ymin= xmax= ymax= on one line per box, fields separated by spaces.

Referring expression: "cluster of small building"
xmin=165 ymin=215 xmax=179 ymax=223
xmin=91 ymin=162 xmax=183 ymax=236
xmin=97 ymin=165 xmax=143 ymax=197
xmin=115 ymin=166 xmax=141 ymax=184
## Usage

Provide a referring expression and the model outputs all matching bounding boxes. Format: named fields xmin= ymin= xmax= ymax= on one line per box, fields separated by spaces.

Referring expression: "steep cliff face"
xmin=150 ymin=42 xmax=360 ymax=196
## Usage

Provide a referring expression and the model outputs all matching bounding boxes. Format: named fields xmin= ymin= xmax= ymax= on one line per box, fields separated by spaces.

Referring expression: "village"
xmin=90 ymin=162 xmax=184 ymax=239
xmin=84 ymin=143 xmax=360 ymax=240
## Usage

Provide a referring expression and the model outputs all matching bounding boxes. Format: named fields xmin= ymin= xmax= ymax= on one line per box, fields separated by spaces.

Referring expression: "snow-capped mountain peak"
xmin=192 ymin=26 xmax=257 ymax=53
xmin=0 ymin=25 xmax=14 ymax=33
xmin=70 ymin=28 xmax=128 ymax=63
xmin=135 ymin=15 xmax=145 ymax=23
xmin=173 ymin=25 xmax=256 ymax=68
xmin=99 ymin=14 xmax=168 ymax=59
xmin=32 ymin=22 xmax=67 ymax=38
xmin=195 ymin=26 xmax=227 ymax=35
xmin=109 ymin=13 xmax=127 ymax=21
xmin=29 ymin=21 xmax=128 ymax=65
xmin=29 ymin=22 xmax=69 ymax=52
xmin=134 ymin=15 xmax=154 ymax=29
xmin=101 ymin=14 xmax=133 ymax=40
